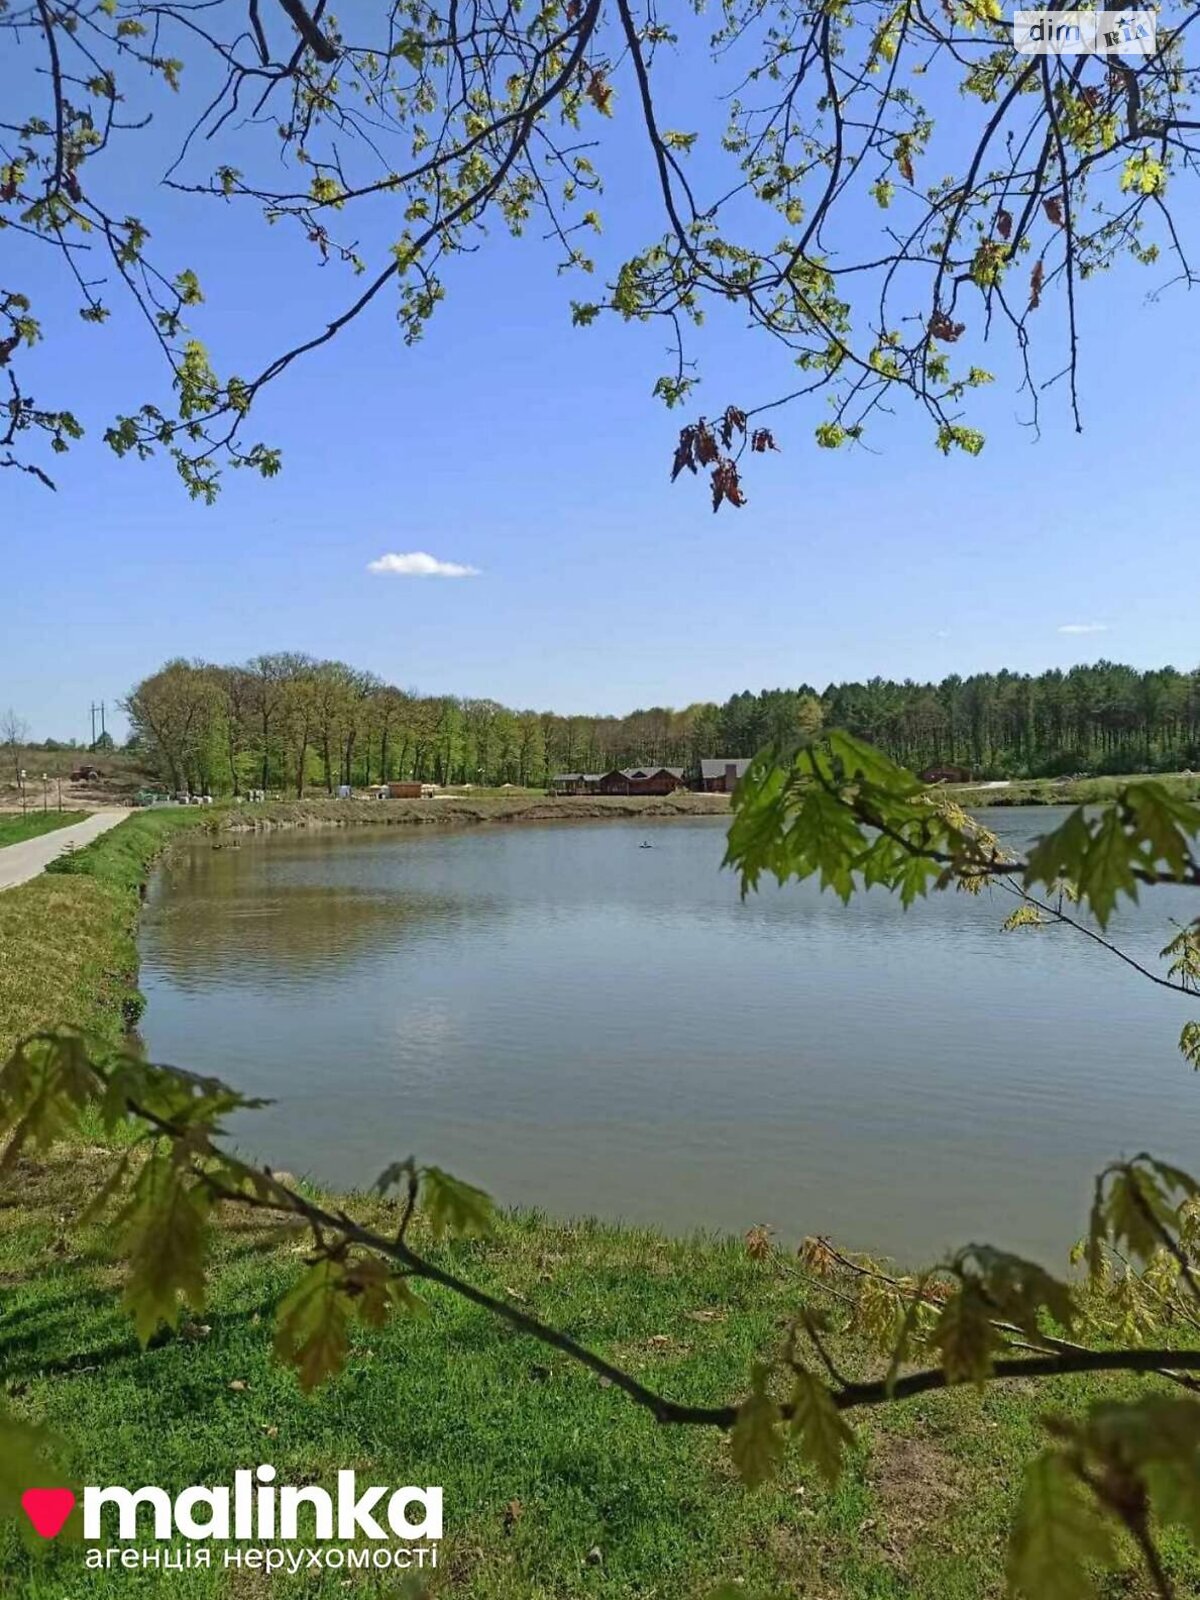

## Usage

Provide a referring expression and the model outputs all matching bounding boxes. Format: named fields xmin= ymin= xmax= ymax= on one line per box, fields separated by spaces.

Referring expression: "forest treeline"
xmin=123 ymin=656 xmax=1200 ymax=795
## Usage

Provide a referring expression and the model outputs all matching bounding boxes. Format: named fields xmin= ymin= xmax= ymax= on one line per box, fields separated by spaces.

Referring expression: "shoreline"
xmin=943 ymin=770 xmax=1200 ymax=807
xmin=8 ymin=764 xmax=1197 ymax=1063
xmin=219 ymin=791 xmax=733 ymax=831
xmin=1 ymin=800 xmax=729 ymax=1064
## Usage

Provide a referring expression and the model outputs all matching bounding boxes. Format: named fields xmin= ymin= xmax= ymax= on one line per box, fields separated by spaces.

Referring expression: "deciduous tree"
xmin=4 ymin=0 xmax=1198 ymax=504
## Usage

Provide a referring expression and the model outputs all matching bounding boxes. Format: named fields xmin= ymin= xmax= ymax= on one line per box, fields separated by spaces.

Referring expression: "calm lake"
xmin=139 ymin=810 xmax=1200 ymax=1264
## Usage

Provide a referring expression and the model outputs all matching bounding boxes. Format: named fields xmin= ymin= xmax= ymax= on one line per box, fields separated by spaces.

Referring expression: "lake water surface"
xmin=139 ymin=811 xmax=1200 ymax=1264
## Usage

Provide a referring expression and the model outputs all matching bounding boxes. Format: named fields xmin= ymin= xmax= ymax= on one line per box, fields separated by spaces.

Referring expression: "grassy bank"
xmin=952 ymin=771 xmax=1200 ymax=807
xmin=4 ymin=1145 xmax=1196 ymax=1600
xmin=223 ymin=775 xmax=1200 ymax=827
xmin=0 ymin=811 xmax=88 ymax=848
xmin=223 ymin=792 xmax=732 ymax=830
xmin=0 ymin=809 xmax=205 ymax=1060
xmin=3 ymin=810 xmax=1198 ymax=1597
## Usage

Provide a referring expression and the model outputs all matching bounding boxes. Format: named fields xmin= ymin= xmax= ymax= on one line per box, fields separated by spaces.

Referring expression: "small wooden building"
xmin=597 ymin=766 xmax=687 ymax=796
xmin=550 ymin=773 xmax=602 ymax=796
xmin=699 ymin=758 xmax=750 ymax=793
xmin=385 ymin=781 xmax=423 ymax=799
xmin=918 ymin=763 xmax=973 ymax=785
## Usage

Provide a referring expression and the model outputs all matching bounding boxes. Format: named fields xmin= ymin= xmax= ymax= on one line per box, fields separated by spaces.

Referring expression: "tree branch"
xmin=272 ymin=0 xmax=337 ymax=62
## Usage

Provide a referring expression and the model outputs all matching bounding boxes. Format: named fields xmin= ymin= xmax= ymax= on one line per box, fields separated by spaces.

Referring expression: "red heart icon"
xmin=21 ymin=1488 xmax=76 ymax=1539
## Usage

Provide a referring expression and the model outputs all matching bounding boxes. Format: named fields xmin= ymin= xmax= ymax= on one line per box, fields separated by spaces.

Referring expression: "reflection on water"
xmin=139 ymin=812 xmax=1200 ymax=1264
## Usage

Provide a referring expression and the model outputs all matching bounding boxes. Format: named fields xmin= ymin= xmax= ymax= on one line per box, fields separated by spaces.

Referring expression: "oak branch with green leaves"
xmin=3 ymin=0 xmax=1199 ymax=500
xmin=4 ymin=734 xmax=1200 ymax=1597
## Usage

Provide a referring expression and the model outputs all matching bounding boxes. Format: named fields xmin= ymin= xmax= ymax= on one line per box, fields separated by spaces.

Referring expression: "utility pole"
xmin=88 ymin=700 xmax=108 ymax=748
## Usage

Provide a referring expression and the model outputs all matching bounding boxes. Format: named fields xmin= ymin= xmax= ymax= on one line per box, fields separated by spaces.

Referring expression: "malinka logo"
xmin=20 ymin=1467 xmax=442 ymax=1544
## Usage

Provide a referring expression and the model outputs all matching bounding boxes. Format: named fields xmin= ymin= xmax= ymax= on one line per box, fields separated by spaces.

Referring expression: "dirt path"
xmin=0 ymin=809 xmax=130 ymax=891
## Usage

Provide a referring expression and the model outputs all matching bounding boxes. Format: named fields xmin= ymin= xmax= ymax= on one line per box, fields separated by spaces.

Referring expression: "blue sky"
xmin=3 ymin=24 xmax=1198 ymax=741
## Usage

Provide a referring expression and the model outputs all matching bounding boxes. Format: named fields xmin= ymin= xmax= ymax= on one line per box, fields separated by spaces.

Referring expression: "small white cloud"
xmin=1057 ymin=621 xmax=1108 ymax=635
xmin=368 ymin=551 xmax=480 ymax=578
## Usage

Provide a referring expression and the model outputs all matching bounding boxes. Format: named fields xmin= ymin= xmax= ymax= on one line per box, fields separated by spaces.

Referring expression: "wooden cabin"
xmin=596 ymin=766 xmax=687 ymax=796
xmin=699 ymin=758 xmax=750 ymax=793
xmin=917 ymin=763 xmax=974 ymax=785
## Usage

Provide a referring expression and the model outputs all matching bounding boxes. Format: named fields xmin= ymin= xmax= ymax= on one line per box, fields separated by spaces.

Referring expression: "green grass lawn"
xmin=3 ymin=1145 xmax=1194 ymax=1599
xmin=956 ymin=771 xmax=1200 ymax=807
xmin=0 ymin=809 xmax=207 ymax=1060
xmin=0 ymin=811 xmax=87 ymax=849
